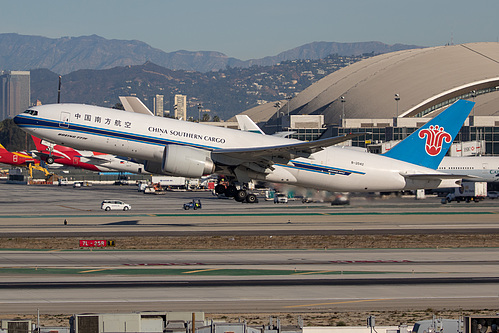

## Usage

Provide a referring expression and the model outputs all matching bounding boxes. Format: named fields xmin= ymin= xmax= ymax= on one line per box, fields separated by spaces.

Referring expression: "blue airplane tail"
xmin=383 ymin=99 xmax=475 ymax=169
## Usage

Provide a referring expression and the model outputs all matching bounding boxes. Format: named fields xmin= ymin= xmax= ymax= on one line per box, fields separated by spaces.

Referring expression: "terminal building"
xmin=235 ymin=42 xmax=499 ymax=156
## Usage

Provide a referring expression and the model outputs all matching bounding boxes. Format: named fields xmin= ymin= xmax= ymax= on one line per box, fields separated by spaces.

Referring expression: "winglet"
xmin=119 ymin=96 xmax=154 ymax=116
xmin=236 ymin=115 xmax=266 ymax=135
xmin=383 ymin=99 xmax=475 ymax=169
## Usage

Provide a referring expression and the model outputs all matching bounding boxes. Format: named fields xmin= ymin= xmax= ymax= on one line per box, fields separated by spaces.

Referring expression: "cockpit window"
xmin=23 ymin=109 xmax=38 ymax=116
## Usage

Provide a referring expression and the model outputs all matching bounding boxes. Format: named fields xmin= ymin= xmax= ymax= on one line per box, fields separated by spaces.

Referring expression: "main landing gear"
xmin=215 ymin=184 xmax=258 ymax=203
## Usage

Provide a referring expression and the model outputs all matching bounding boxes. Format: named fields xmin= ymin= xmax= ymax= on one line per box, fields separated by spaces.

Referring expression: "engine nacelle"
xmin=161 ymin=145 xmax=215 ymax=178
xmin=143 ymin=160 xmax=163 ymax=175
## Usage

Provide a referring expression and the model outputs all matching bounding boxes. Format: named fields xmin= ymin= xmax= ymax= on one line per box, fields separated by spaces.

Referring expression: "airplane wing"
xmin=401 ymin=173 xmax=474 ymax=180
xmin=212 ymin=133 xmax=365 ymax=164
xmin=78 ymin=155 xmax=115 ymax=165
xmin=32 ymin=150 xmax=67 ymax=160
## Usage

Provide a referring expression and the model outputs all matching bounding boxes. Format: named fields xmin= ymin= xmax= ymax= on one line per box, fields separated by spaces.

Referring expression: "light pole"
xmin=394 ymin=94 xmax=400 ymax=117
xmin=340 ymin=96 xmax=345 ymax=127
xmin=471 ymin=90 xmax=476 ymax=118
xmin=471 ymin=90 xmax=477 ymax=139
xmin=274 ymin=101 xmax=282 ymax=132
xmin=286 ymin=96 xmax=292 ymax=130
xmin=198 ymin=103 xmax=202 ymax=122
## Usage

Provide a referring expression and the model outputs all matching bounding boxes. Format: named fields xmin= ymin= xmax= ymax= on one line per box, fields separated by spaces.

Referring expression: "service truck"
xmin=151 ymin=176 xmax=187 ymax=189
xmin=442 ymin=181 xmax=487 ymax=204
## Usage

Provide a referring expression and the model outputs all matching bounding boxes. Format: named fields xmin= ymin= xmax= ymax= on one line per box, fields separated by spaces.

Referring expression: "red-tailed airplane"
xmin=0 ymin=143 xmax=50 ymax=177
xmin=31 ymin=136 xmax=147 ymax=174
xmin=0 ymin=143 xmax=37 ymax=166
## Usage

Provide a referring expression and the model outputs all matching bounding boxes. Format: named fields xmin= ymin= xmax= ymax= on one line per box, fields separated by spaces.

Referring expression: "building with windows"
xmin=172 ymin=94 xmax=187 ymax=120
xmin=0 ymin=71 xmax=30 ymax=121
xmin=154 ymin=94 xmax=164 ymax=117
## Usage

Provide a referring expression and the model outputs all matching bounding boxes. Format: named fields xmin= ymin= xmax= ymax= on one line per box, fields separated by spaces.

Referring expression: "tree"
xmin=212 ymin=115 xmax=220 ymax=122
xmin=0 ymin=119 xmax=33 ymax=151
xmin=113 ymin=102 xmax=125 ymax=110
xmin=202 ymin=113 xmax=210 ymax=122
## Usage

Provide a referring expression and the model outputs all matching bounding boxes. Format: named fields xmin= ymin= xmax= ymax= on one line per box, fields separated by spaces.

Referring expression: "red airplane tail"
xmin=0 ymin=143 xmax=9 ymax=153
xmin=31 ymin=136 xmax=46 ymax=150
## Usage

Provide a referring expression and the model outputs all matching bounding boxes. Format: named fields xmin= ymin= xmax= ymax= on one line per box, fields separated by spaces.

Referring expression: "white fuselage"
xmin=439 ymin=156 xmax=499 ymax=182
xmin=16 ymin=104 xmax=454 ymax=192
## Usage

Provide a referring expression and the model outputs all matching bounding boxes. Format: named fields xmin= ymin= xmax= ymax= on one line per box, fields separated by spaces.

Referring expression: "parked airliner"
xmin=14 ymin=100 xmax=474 ymax=203
xmin=438 ymin=156 xmax=499 ymax=182
xmin=0 ymin=144 xmax=37 ymax=166
xmin=31 ymin=136 xmax=148 ymax=174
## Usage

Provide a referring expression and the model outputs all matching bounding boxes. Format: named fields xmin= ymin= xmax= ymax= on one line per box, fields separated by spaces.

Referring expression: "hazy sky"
xmin=2 ymin=0 xmax=498 ymax=60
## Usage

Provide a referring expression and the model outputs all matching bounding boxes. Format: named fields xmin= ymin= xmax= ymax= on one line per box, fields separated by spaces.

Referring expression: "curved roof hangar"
xmin=281 ymin=42 xmax=499 ymax=125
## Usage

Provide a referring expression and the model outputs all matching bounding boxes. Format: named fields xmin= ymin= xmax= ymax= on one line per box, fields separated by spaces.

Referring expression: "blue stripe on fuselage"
xmin=16 ymin=115 xmax=364 ymax=177
xmin=284 ymin=161 xmax=364 ymax=176
xmin=14 ymin=115 xmax=218 ymax=150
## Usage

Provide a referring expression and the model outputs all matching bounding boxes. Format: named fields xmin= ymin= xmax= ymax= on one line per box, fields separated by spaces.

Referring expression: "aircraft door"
xmin=60 ymin=112 xmax=70 ymax=128
xmin=13 ymin=155 xmax=18 ymax=163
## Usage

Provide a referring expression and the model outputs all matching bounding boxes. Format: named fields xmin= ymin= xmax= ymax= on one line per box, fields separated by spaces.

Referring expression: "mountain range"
xmin=0 ymin=33 xmax=422 ymax=74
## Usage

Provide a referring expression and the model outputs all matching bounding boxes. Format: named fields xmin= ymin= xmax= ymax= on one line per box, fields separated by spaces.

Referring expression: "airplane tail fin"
xmin=0 ymin=144 xmax=7 ymax=152
xmin=383 ymin=99 xmax=474 ymax=169
xmin=31 ymin=136 xmax=45 ymax=150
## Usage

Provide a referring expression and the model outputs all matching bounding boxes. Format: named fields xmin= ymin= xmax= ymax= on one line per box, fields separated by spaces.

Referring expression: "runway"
xmin=0 ymin=184 xmax=499 ymax=237
xmin=1 ymin=183 xmax=499 ymax=314
xmin=1 ymin=248 xmax=499 ymax=313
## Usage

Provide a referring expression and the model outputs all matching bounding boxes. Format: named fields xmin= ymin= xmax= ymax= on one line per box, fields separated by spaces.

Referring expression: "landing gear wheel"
xmin=215 ymin=184 xmax=226 ymax=194
xmin=246 ymin=194 xmax=257 ymax=203
xmin=46 ymin=156 xmax=54 ymax=164
xmin=225 ymin=185 xmax=237 ymax=197
xmin=235 ymin=189 xmax=247 ymax=202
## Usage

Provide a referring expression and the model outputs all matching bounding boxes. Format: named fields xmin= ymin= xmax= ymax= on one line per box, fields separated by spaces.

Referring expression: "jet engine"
xmin=160 ymin=145 xmax=215 ymax=178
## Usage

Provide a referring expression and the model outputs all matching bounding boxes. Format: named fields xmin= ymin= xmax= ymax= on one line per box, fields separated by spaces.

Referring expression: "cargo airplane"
xmin=31 ymin=136 xmax=148 ymax=174
xmin=235 ymin=114 xmax=499 ymax=183
xmin=14 ymin=100 xmax=474 ymax=203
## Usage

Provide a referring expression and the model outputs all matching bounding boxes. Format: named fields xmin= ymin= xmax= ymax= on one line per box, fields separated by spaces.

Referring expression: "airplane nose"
xmin=13 ymin=114 xmax=21 ymax=125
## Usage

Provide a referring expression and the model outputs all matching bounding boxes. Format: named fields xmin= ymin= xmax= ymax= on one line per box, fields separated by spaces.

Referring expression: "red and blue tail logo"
xmin=418 ymin=125 xmax=452 ymax=156
xmin=383 ymin=99 xmax=475 ymax=169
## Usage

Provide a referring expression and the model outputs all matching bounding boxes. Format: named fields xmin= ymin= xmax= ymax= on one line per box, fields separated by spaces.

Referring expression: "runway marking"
xmin=292 ymin=270 xmax=337 ymax=275
xmin=78 ymin=268 xmax=114 ymax=274
xmin=56 ymin=205 xmax=91 ymax=212
xmin=0 ymin=211 xmax=496 ymax=219
xmin=182 ymin=268 xmax=221 ymax=274
xmin=284 ymin=298 xmax=394 ymax=308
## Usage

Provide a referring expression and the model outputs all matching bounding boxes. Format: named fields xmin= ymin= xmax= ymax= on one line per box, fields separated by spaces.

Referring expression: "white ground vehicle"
xmin=274 ymin=193 xmax=288 ymax=204
xmin=488 ymin=191 xmax=499 ymax=199
xmin=101 ymin=200 xmax=131 ymax=211
xmin=441 ymin=182 xmax=487 ymax=204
